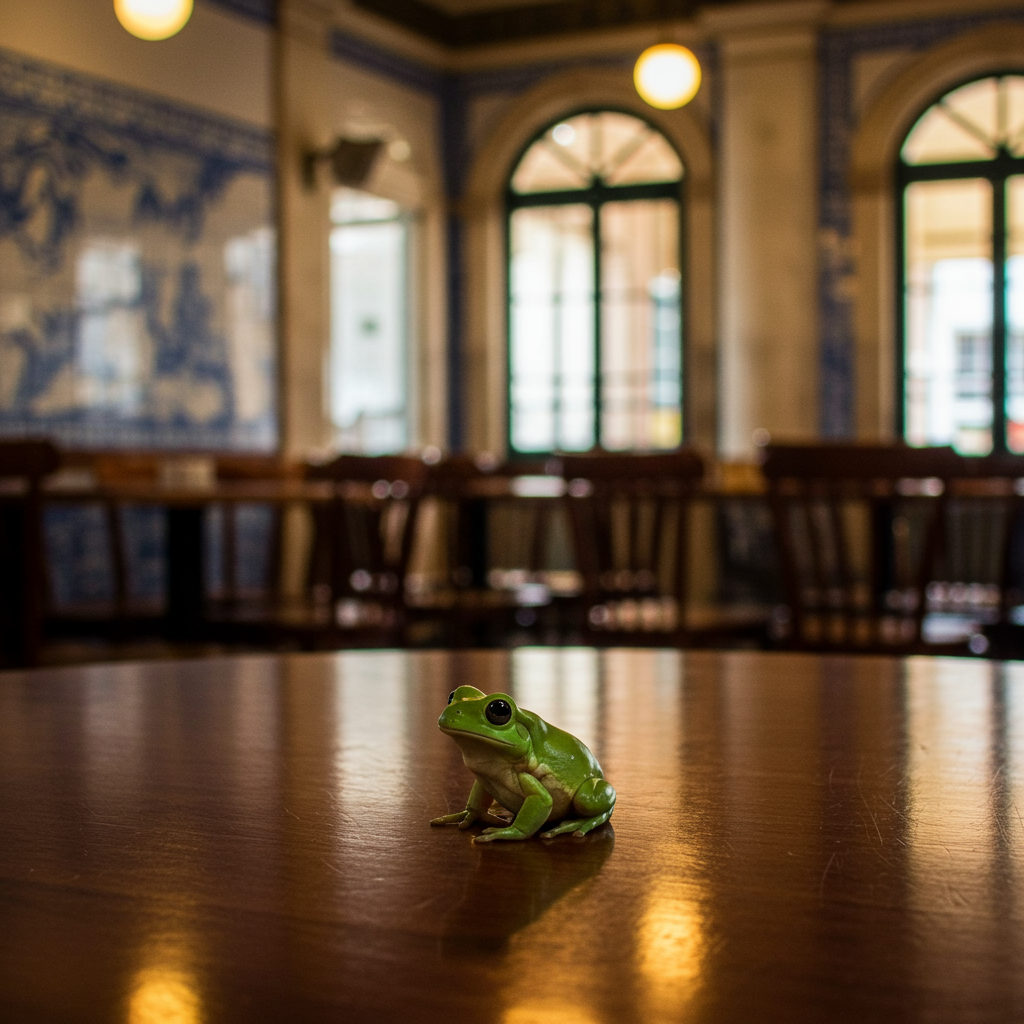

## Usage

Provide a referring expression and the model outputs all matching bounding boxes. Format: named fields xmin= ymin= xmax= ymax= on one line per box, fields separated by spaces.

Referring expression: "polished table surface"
xmin=2 ymin=648 xmax=1023 ymax=1023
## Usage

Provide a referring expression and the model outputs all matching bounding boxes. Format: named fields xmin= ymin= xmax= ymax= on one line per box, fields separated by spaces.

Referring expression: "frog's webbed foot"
xmin=474 ymin=825 xmax=532 ymax=843
xmin=430 ymin=809 xmax=478 ymax=828
xmin=432 ymin=781 xmax=495 ymax=830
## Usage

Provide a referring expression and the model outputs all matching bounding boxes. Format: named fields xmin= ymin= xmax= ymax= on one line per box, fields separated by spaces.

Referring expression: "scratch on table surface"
xmin=820 ymin=851 xmax=838 ymax=895
xmin=882 ymin=795 xmax=909 ymax=821
xmin=408 ymin=893 xmax=443 ymax=913
xmin=321 ymin=857 xmax=344 ymax=877
xmin=284 ymin=806 xmax=302 ymax=820
xmin=868 ymin=809 xmax=884 ymax=845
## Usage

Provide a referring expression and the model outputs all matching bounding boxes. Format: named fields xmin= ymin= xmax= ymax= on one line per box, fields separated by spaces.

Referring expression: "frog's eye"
xmin=447 ymin=690 xmax=456 ymax=705
xmin=485 ymin=699 xmax=512 ymax=726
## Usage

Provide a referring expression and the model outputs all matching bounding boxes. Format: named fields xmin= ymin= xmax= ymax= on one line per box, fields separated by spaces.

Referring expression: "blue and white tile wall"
xmin=0 ymin=46 xmax=277 ymax=451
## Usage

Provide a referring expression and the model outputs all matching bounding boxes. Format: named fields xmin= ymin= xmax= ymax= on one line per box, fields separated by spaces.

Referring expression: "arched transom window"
xmin=507 ymin=111 xmax=684 ymax=454
xmin=900 ymin=75 xmax=1024 ymax=453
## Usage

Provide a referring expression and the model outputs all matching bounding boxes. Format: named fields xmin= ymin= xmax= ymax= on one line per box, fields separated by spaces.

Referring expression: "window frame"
xmin=896 ymin=71 xmax=1024 ymax=454
xmin=328 ymin=193 xmax=414 ymax=455
xmin=505 ymin=108 xmax=688 ymax=457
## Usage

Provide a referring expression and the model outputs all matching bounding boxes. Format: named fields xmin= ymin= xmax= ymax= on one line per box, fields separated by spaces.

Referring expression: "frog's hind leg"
xmin=539 ymin=809 xmax=612 ymax=838
xmin=539 ymin=778 xmax=615 ymax=838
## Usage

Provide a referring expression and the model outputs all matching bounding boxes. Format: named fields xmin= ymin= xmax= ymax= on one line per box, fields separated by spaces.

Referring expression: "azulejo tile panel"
xmin=0 ymin=46 xmax=277 ymax=450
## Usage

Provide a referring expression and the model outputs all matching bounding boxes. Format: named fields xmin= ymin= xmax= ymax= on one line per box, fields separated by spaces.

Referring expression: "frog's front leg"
xmin=430 ymin=780 xmax=494 ymax=830
xmin=475 ymin=773 xmax=552 ymax=843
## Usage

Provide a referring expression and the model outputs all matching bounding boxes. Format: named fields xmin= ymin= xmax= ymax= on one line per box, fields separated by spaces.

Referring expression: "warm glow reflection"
xmin=503 ymin=1002 xmax=600 ymax=1024
xmin=114 ymin=0 xmax=193 ymax=41
xmin=128 ymin=969 xmax=201 ymax=1024
xmin=638 ymin=879 xmax=705 ymax=991
xmin=904 ymin=659 xmax=996 ymax=996
xmin=335 ymin=654 xmax=409 ymax=818
xmin=634 ymin=44 xmax=701 ymax=110
xmin=512 ymin=648 xmax=599 ymax=751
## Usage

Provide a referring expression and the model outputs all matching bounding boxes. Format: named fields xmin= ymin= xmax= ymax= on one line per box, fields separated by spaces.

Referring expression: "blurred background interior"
xmin=4 ymin=0 xmax=1024 ymax=668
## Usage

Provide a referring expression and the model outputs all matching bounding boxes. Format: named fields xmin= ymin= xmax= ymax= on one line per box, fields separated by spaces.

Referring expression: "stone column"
xmin=705 ymin=1 xmax=825 ymax=459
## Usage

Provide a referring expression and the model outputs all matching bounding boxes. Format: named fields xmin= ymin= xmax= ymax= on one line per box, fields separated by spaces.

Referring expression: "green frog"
xmin=430 ymin=685 xmax=616 ymax=842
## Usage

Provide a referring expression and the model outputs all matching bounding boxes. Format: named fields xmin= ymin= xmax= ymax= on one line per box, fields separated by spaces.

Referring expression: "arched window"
xmin=507 ymin=111 xmax=684 ymax=454
xmin=900 ymin=75 xmax=1024 ymax=453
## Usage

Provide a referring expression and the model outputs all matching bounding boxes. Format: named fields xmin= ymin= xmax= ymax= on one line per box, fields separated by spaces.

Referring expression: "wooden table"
xmin=44 ymin=480 xmax=332 ymax=638
xmin=2 ymin=648 xmax=1022 ymax=1022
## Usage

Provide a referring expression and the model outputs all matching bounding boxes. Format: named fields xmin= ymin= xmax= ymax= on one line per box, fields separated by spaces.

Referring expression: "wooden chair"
xmin=47 ymin=452 xmax=165 ymax=633
xmin=933 ymin=453 xmax=1024 ymax=657
xmin=558 ymin=450 xmax=705 ymax=644
xmin=762 ymin=443 xmax=967 ymax=652
xmin=207 ymin=454 xmax=296 ymax=614
xmin=44 ymin=452 xmax=300 ymax=645
xmin=415 ymin=456 xmax=571 ymax=645
xmin=0 ymin=440 xmax=60 ymax=667
xmin=302 ymin=454 xmax=429 ymax=645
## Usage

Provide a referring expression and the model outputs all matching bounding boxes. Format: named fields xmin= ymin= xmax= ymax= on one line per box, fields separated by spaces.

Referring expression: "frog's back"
xmin=518 ymin=709 xmax=604 ymax=790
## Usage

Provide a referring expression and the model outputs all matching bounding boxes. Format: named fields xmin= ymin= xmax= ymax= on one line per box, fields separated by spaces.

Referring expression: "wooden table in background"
xmin=44 ymin=480 xmax=332 ymax=638
xmin=2 ymin=648 xmax=1022 ymax=1022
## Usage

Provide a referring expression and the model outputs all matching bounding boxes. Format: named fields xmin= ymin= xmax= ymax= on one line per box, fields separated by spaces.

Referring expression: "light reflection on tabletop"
xmin=1 ymin=649 xmax=1024 ymax=1023
xmin=128 ymin=968 xmax=201 ymax=1024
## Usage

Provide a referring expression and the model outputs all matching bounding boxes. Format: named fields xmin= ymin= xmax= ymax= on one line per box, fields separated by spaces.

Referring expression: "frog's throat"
xmin=439 ymin=725 xmax=517 ymax=749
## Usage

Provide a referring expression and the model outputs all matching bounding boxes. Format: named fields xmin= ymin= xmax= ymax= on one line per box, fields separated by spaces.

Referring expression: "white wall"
xmin=277 ymin=2 xmax=448 ymax=457
xmin=709 ymin=2 xmax=823 ymax=460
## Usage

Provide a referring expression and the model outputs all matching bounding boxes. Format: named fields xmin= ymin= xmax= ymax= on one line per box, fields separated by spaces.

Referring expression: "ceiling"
xmin=423 ymin=0 xmax=564 ymax=13
xmin=354 ymin=0 xmax=725 ymax=48
xmin=354 ymin=0 xmax=934 ymax=47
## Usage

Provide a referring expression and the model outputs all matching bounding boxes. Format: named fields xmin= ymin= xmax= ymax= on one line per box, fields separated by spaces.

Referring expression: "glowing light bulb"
xmin=634 ymin=44 xmax=701 ymax=110
xmin=552 ymin=123 xmax=576 ymax=147
xmin=114 ymin=0 xmax=193 ymax=41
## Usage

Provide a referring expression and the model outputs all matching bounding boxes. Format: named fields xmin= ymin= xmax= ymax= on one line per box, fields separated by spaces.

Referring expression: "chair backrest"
xmin=422 ymin=456 xmax=500 ymax=593
xmin=761 ymin=443 xmax=965 ymax=650
xmin=0 ymin=439 xmax=60 ymax=482
xmin=0 ymin=440 xmax=60 ymax=667
xmin=931 ymin=454 xmax=1024 ymax=633
xmin=307 ymin=455 xmax=428 ymax=614
xmin=558 ymin=449 xmax=705 ymax=636
xmin=424 ymin=456 xmax=567 ymax=597
xmin=209 ymin=455 xmax=300 ymax=607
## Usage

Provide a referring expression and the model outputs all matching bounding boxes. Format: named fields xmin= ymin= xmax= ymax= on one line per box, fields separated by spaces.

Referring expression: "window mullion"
xmin=897 ymin=184 xmax=907 ymax=440
xmin=994 ymin=176 xmax=1008 ymax=453
xmin=592 ymin=200 xmax=602 ymax=450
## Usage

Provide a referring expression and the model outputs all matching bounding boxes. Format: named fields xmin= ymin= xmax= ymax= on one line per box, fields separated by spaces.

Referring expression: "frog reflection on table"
xmin=431 ymin=685 xmax=617 ymax=842
xmin=439 ymin=830 xmax=615 ymax=954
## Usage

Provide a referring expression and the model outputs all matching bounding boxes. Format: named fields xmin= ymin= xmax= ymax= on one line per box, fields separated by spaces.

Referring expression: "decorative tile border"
xmin=0 ymin=46 xmax=272 ymax=170
xmin=203 ymin=0 xmax=276 ymax=26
